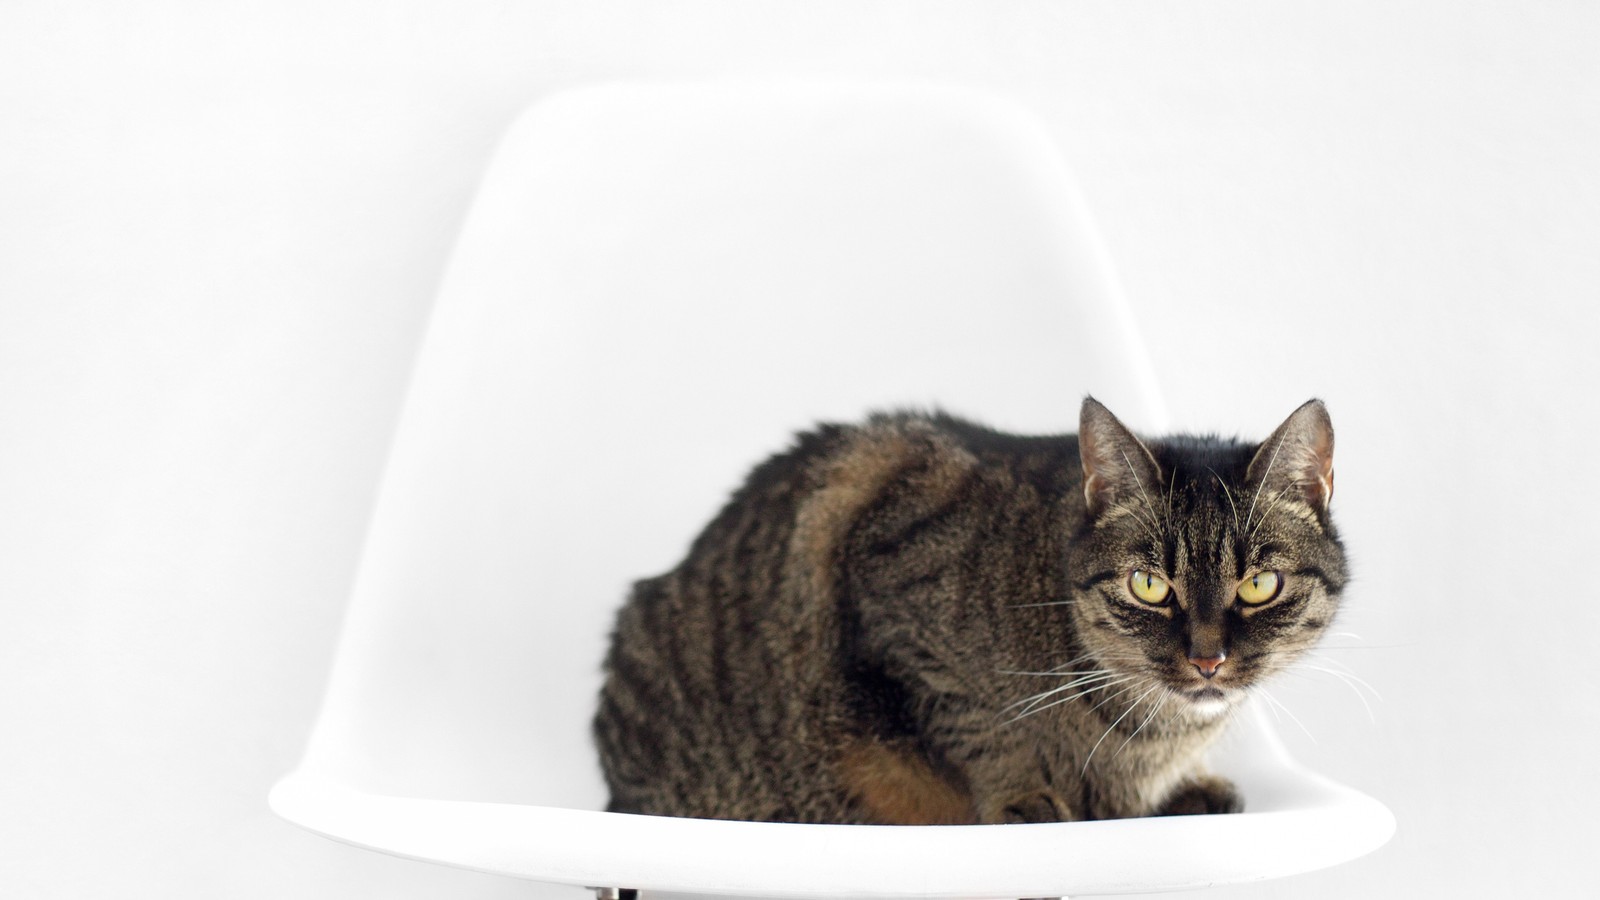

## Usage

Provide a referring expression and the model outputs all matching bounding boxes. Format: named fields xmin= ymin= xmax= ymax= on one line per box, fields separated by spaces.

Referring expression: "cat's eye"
xmin=1128 ymin=570 xmax=1171 ymax=605
xmin=1236 ymin=571 xmax=1283 ymax=605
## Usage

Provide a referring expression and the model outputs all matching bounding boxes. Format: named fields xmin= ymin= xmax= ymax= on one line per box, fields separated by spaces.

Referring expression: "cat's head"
xmin=1065 ymin=397 xmax=1347 ymax=722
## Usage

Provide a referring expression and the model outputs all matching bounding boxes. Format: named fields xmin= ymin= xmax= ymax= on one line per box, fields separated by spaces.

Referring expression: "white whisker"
xmin=1250 ymin=481 xmax=1301 ymax=538
xmin=1082 ymin=682 xmax=1163 ymax=774
xmin=1113 ymin=688 xmax=1171 ymax=757
xmin=1295 ymin=662 xmax=1381 ymax=722
xmin=1244 ymin=436 xmax=1286 ymax=532
xmin=1000 ymin=667 xmax=1122 ymax=708
xmin=1166 ymin=467 xmax=1177 ymax=527
xmin=1255 ymin=687 xmax=1317 ymax=744
xmin=1003 ymin=674 xmax=1141 ymax=724
xmin=1000 ymin=668 xmax=1112 ymax=678
xmin=1014 ymin=682 xmax=1137 ymax=721
xmin=1207 ymin=466 xmax=1240 ymax=530
xmin=1120 ymin=448 xmax=1164 ymax=543
xmin=1106 ymin=500 xmax=1162 ymax=546
xmin=1087 ymin=679 xmax=1148 ymax=715
xmin=1034 ymin=651 xmax=1106 ymax=673
xmin=1298 ymin=653 xmax=1383 ymax=696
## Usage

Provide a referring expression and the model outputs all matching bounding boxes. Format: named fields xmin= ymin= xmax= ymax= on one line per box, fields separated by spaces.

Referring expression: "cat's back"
xmin=594 ymin=413 xmax=1036 ymax=821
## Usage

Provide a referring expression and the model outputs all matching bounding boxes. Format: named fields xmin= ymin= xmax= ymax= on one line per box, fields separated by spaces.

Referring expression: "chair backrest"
xmin=295 ymin=82 xmax=1170 ymax=811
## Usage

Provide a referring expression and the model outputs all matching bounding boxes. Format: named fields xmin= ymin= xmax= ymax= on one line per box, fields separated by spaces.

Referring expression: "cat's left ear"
xmin=1247 ymin=399 xmax=1335 ymax=513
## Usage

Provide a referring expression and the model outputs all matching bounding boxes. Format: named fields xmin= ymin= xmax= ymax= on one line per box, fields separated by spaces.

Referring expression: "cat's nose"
xmin=1188 ymin=654 xmax=1226 ymax=679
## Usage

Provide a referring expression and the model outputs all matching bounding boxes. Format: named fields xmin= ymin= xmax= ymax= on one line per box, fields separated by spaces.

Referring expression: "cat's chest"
xmin=1126 ymin=748 xmax=1197 ymax=814
xmin=1055 ymin=718 xmax=1215 ymax=818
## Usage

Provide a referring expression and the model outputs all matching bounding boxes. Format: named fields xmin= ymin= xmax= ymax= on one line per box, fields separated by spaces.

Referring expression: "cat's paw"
xmin=993 ymin=790 xmax=1071 ymax=824
xmin=1157 ymin=775 xmax=1243 ymax=816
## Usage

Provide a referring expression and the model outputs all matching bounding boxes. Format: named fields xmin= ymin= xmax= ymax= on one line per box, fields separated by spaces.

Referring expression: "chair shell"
xmin=271 ymin=82 xmax=1393 ymax=898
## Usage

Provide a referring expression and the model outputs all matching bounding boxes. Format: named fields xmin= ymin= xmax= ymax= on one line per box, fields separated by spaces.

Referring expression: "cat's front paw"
xmin=990 ymin=790 xmax=1071 ymax=824
xmin=1157 ymin=775 xmax=1242 ymax=816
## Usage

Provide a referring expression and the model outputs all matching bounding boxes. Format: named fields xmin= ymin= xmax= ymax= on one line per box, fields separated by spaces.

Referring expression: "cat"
xmin=593 ymin=397 xmax=1345 ymax=825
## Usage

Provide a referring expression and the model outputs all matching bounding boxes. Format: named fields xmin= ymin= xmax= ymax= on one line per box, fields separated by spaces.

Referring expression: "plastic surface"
xmin=272 ymin=709 xmax=1392 ymax=898
xmin=272 ymin=82 xmax=1393 ymax=897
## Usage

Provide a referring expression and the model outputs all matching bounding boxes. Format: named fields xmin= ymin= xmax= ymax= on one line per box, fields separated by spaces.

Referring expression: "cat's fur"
xmin=594 ymin=398 xmax=1345 ymax=824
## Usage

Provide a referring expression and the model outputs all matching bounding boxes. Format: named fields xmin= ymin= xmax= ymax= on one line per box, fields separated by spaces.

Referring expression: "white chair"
xmin=271 ymin=82 xmax=1393 ymax=898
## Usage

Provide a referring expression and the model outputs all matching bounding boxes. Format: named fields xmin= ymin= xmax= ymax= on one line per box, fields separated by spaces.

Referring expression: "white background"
xmin=3 ymin=2 xmax=1596 ymax=898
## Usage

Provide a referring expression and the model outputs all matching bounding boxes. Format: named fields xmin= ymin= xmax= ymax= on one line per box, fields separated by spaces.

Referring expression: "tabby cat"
xmin=594 ymin=397 xmax=1344 ymax=824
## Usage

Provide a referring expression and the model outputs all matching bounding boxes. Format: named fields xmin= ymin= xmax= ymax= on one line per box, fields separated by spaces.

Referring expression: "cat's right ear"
xmin=1246 ymin=399 xmax=1335 ymax=514
xmin=1079 ymin=397 xmax=1163 ymax=519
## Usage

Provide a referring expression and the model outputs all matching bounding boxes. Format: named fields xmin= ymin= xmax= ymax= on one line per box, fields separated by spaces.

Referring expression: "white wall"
xmin=3 ymin=2 xmax=1595 ymax=897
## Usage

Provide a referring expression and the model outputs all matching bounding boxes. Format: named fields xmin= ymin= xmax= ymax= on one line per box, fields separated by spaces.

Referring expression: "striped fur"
xmin=594 ymin=400 xmax=1347 ymax=824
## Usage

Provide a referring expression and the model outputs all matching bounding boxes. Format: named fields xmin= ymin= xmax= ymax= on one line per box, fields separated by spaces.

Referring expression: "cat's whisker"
xmin=1112 ymin=687 xmax=1171 ymax=758
xmin=1007 ymin=676 xmax=1149 ymax=730
xmin=1292 ymin=663 xmax=1382 ymax=722
xmin=1161 ymin=688 xmax=1192 ymax=729
xmin=1034 ymin=651 xmax=1110 ymax=674
xmin=996 ymin=655 xmax=1100 ymax=675
xmin=1086 ymin=679 xmax=1149 ymax=716
xmin=1119 ymin=448 xmax=1165 ymax=542
xmin=1006 ymin=599 xmax=1076 ymax=608
xmin=1000 ymin=667 xmax=1116 ymax=688
xmin=1058 ymin=651 xmax=1101 ymax=666
xmin=1165 ymin=467 xmax=1177 ymax=528
xmin=998 ymin=655 xmax=1147 ymax=681
xmin=1254 ymin=687 xmax=1317 ymax=745
xmin=1003 ymin=674 xmax=1141 ymax=724
xmin=1261 ymin=639 xmax=1317 ymax=657
xmin=1051 ymin=652 xmax=1147 ymax=663
xmin=1249 ymin=481 xmax=1301 ymax=538
xmin=1300 ymin=651 xmax=1360 ymax=673
xmin=1296 ymin=654 xmax=1383 ymax=699
xmin=1017 ymin=672 xmax=1135 ymax=708
xmin=1213 ymin=700 xmax=1244 ymax=738
xmin=1260 ymin=661 xmax=1380 ymax=723
xmin=1257 ymin=689 xmax=1286 ymax=724
xmin=1207 ymin=466 xmax=1240 ymax=530
xmin=1082 ymin=682 xmax=1163 ymax=774
xmin=1012 ymin=686 xmax=1135 ymax=723
xmin=1106 ymin=500 xmax=1162 ymax=546
xmin=1003 ymin=669 xmax=1121 ymax=705
xmin=1000 ymin=669 xmax=1110 ymax=677
xmin=1315 ymin=631 xmax=1418 ymax=651
xmin=1243 ymin=435 xmax=1285 ymax=532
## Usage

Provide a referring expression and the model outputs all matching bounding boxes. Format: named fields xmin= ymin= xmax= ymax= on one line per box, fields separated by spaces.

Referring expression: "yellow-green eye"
xmin=1237 ymin=571 xmax=1283 ymax=605
xmin=1129 ymin=570 xmax=1171 ymax=605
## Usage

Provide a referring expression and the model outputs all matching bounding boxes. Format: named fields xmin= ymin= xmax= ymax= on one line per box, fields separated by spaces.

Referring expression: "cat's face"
xmin=1066 ymin=399 xmax=1347 ymax=722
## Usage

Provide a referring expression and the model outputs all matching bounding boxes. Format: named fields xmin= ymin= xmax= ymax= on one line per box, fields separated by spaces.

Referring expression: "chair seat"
xmin=271 ymin=706 xmax=1392 ymax=898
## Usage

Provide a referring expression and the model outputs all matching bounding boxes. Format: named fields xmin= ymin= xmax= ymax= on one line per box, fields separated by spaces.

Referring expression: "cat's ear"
xmin=1079 ymin=397 xmax=1163 ymax=519
xmin=1246 ymin=399 xmax=1335 ymax=513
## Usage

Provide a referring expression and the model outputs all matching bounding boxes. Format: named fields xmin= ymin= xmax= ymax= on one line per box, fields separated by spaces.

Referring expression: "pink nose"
xmin=1189 ymin=654 xmax=1226 ymax=679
